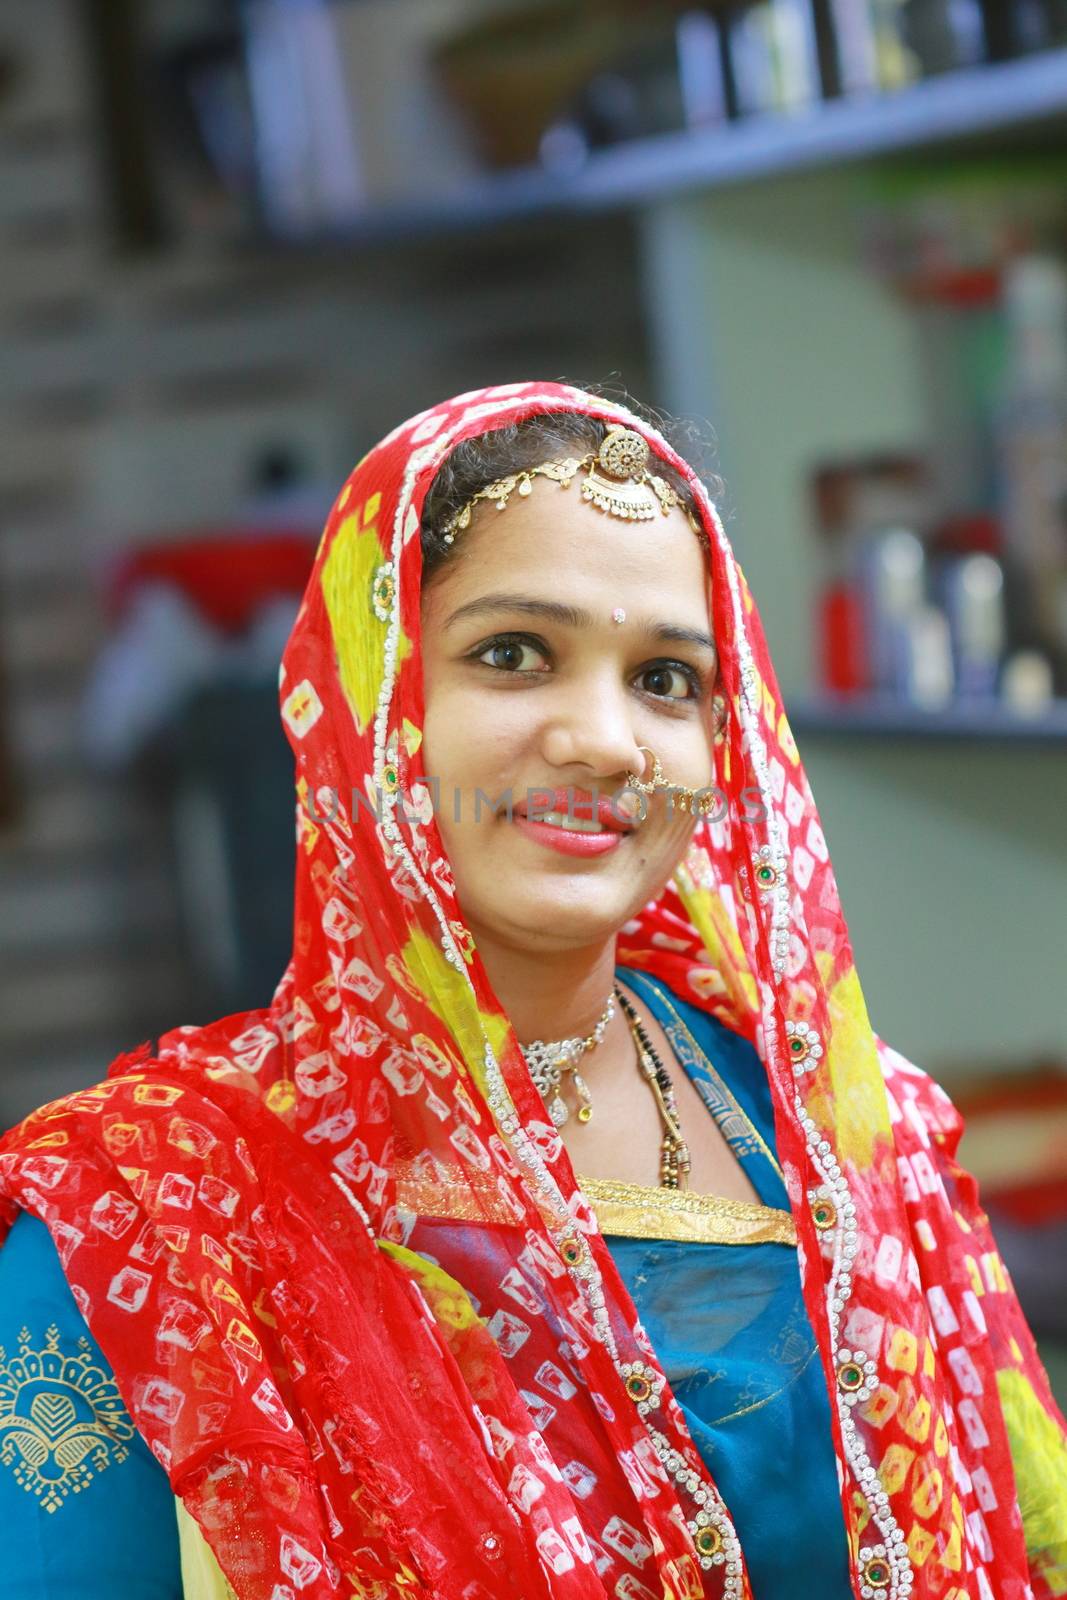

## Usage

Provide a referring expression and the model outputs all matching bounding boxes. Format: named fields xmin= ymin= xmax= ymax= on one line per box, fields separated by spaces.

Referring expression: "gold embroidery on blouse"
xmin=395 ymin=1162 xmax=795 ymax=1246
xmin=580 ymin=1177 xmax=797 ymax=1246
xmin=0 ymin=1323 xmax=136 ymax=1512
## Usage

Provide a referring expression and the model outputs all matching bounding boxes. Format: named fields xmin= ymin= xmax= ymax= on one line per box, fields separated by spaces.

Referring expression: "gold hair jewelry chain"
xmin=441 ymin=426 xmax=697 ymax=544
xmin=522 ymin=990 xmax=616 ymax=1127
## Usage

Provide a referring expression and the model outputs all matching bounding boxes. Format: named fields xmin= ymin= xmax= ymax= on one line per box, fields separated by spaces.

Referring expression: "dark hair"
xmin=420 ymin=400 xmax=722 ymax=584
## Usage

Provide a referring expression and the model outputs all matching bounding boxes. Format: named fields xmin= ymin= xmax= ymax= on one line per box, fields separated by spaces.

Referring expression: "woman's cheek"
xmin=640 ymin=816 xmax=697 ymax=892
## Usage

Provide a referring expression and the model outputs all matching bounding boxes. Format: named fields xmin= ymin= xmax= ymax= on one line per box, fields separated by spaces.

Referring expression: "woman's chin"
xmin=447 ymin=822 xmax=669 ymax=949
xmin=468 ymin=872 xmax=635 ymax=951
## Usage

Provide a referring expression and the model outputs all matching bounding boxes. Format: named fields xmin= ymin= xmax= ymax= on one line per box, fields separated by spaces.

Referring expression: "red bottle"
xmin=819 ymin=579 xmax=868 ymax=694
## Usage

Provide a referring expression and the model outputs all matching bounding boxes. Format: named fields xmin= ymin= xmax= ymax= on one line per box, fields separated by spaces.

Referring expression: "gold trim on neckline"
xmin=580 ymin=1175 xmax=798 ymax=1246
xmin=394 ymin=1164 xmax=798 ymax=1246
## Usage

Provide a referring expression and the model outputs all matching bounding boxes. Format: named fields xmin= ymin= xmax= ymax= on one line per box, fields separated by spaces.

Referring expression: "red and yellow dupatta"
xmin=2 ymin=382 xmax=1064 ymax=1600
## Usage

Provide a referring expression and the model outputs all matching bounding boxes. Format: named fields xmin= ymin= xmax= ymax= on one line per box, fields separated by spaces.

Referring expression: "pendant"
xmin=548 ymin=1094 xmax=569 ymax=1128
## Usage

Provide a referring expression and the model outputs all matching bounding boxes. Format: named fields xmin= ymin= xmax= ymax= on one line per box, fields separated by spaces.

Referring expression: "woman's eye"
xmin=639 ymin=664 xmax=701 ymax=701
xmin=472 ymin=635 xmax=702 ymax=702
xmin=475 ymin=636 xmax=548 ymax=673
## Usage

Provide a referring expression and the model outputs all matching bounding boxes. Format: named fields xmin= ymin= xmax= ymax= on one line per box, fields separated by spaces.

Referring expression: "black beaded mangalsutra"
xmin=614 ymin=985 xmax=691 ymax=1190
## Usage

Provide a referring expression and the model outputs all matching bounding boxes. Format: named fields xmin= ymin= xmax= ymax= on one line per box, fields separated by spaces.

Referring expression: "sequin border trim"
xmin=710 ymin=476 xmax=914 ymax=1600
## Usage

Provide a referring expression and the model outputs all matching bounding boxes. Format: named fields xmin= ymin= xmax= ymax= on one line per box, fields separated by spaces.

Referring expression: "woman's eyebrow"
xmin=444 ymin=593 xmax=716 ymax=653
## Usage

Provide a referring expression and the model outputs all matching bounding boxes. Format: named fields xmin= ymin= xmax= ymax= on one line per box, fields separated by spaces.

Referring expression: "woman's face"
xmin=420 ymin=475 xmax=717 ymax=957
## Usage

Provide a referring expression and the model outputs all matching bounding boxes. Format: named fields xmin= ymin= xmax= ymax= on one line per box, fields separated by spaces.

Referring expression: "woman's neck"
xmin=470 ymin=930 xmax=621 ymax=1049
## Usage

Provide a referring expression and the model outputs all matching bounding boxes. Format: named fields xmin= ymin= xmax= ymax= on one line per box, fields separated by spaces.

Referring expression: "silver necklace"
xmin=521 ymin=990 xmax=616 ymax=1128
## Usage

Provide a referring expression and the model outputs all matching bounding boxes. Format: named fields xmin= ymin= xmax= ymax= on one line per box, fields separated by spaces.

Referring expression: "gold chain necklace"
xmin=614 ymin=985 xmax=691 ymax=1189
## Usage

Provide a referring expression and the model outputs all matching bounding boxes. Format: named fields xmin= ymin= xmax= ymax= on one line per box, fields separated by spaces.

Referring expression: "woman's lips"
xmin=511 ymin=813 xmax=625 ymax=857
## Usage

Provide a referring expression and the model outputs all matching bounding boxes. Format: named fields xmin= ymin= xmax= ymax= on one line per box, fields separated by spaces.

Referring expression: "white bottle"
xmin=997 ymin=254 xmax=1067 ymax=672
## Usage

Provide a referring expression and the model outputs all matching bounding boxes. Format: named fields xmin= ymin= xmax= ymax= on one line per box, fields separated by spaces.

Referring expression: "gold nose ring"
xmin=624 ymin=745 xmax=715 ymax=817
xmin=625 ymin=746 xmax=665 ymax=796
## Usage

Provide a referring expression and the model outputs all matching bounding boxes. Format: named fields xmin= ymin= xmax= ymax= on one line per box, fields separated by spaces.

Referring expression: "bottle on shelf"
xmin=819 ymin=0 xmax=1067 ymax=97
xmin=811 ymin=455 xmax=934 ymax=700
xmin=899 ymin=0 xmax=988 ymax=75
xmin=818 ymin=545 xmax=869 ymax=694
xmin=939 ymin=551 xmax=1006 ymax=698
xmin=722 ymin=0 xmax=822 ymax=117
xmin=1001 ymin=648 xmax=1055 ymax=716
xmin=903 ymin=602 xmax=954 ymax=708
xmin=994 ymin=253 xmax=1067 ymax=691
xmin=817 ymin=0 xmax=985 ymax=95
xmin=980 ymin=0 xmax=1067 ymax=58
xmin=857 ymin=525 xmax=939 ymax=701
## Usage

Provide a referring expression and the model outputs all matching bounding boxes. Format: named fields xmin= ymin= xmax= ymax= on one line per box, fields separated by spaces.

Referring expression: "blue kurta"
xmin=0 ymin=967 xmax=853 ymax=1597
xmin=607 ymin=967 xmax=853 ymax=1597
xmin=0 ymin=1204 xmax=184 ymax=1599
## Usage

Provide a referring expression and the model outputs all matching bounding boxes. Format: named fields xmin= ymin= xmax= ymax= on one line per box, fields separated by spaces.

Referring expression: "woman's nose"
xmin=539 ymin=677 xmax=647 ymax=782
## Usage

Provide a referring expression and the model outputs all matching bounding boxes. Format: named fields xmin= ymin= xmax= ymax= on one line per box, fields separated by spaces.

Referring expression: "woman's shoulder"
xmin=0 ymin=1209 xmax=185 ymax=1595
xmin=0 ymin=1207 xmax=79 ymax=1309
xmin=0 ymin=1207 xmax=130 ymax=1452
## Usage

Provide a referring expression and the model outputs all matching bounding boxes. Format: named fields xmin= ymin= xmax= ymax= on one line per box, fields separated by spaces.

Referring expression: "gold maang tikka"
xmin=441 ymin=425 xmax=700 ymax=543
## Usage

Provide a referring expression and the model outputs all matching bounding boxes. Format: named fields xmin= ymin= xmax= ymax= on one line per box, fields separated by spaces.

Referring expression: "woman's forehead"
xmin=427 ymin=481 xmax=710 ymax=612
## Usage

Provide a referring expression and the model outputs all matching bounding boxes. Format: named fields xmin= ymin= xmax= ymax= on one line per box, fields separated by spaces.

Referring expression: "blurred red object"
xmin=953 ymin=1069 xmax=1067 ymax=1228
xmin=929 ymin=512 xmax=1003 ymax=558
xmin=819 ymin=581 xmax=868 ymax=694
xmin=898 ymin=266 xmax=1002 ymax=308
xmin=107 ymin=530 xmax=318 ymax=635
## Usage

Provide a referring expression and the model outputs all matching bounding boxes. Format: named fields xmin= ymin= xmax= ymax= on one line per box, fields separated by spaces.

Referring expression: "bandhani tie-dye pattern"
xmin=1 ymin=382 xmax=1064 ymax=1600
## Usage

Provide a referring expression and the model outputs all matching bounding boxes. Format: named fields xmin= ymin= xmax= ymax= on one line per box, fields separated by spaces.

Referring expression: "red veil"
xmin=2 ymin=383 xmax=1064 ymax=1600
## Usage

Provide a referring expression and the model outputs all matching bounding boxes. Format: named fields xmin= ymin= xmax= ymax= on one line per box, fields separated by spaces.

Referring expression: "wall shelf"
xmin=262 ymin=47 xmax=1067 ymax=249
xmin=787 ymin=695 xmax=1067 ymax=742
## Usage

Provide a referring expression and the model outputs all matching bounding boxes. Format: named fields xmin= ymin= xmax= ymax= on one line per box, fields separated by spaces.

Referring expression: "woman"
xmin=1 ymin=381 xmax=1064 ymax=1600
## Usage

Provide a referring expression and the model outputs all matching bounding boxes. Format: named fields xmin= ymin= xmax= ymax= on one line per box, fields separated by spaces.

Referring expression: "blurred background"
xmin=0 ymin=0 xmax=1065 ymax=1388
